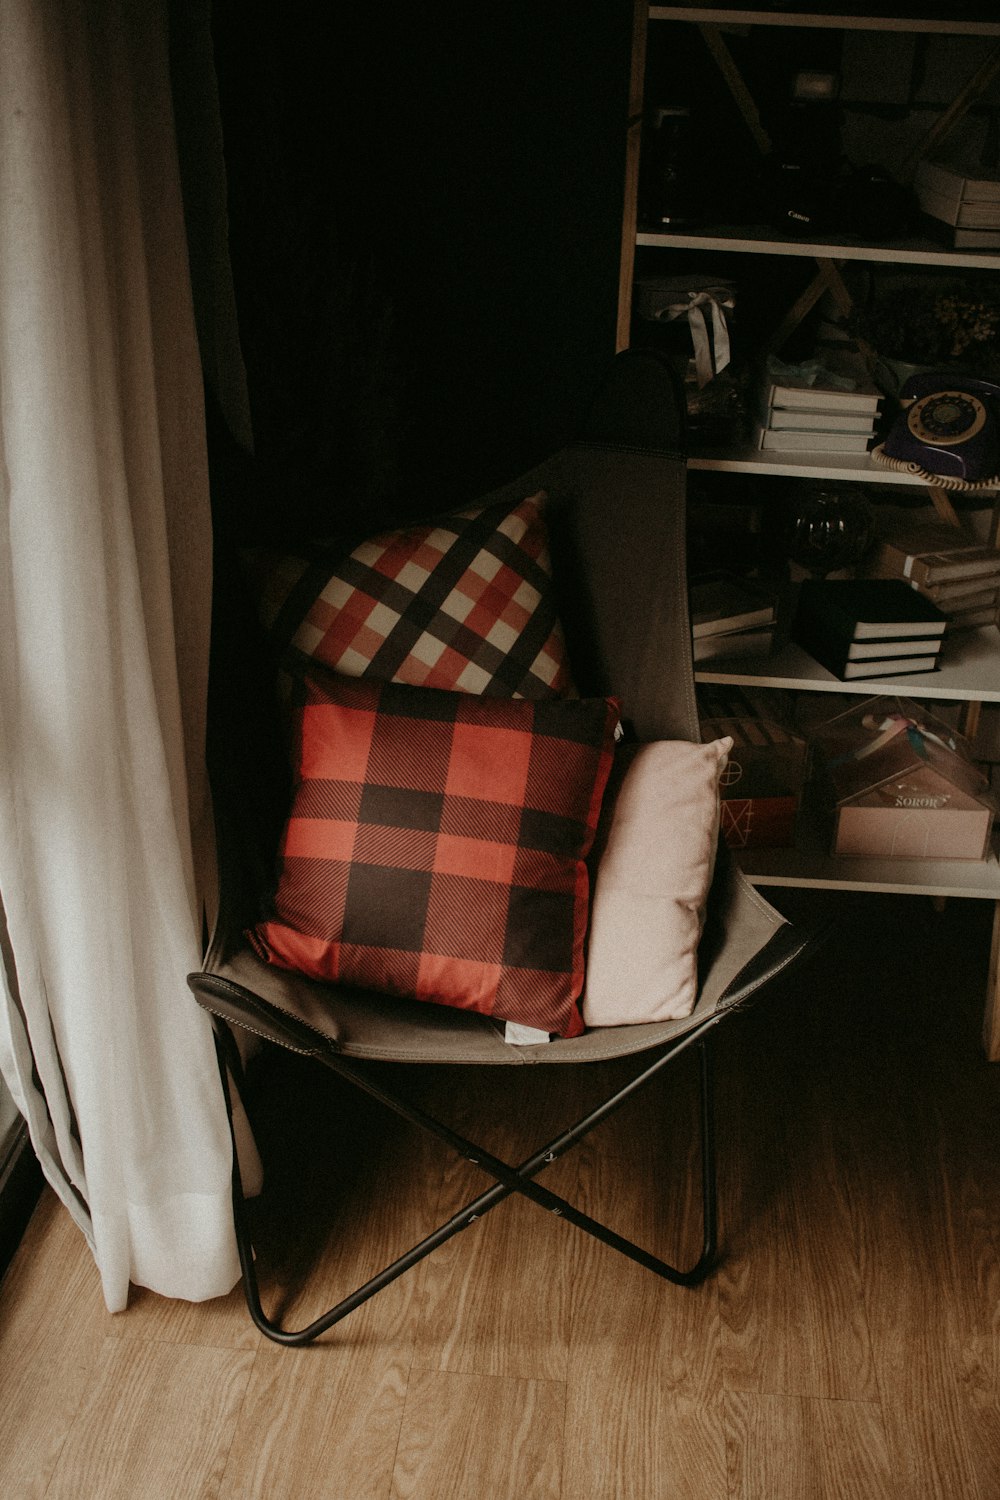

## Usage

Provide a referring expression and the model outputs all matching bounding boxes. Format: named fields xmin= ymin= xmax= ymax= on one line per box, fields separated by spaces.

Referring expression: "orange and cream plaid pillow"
xmin=247 ymin=492 xmax=574 ymax=700
xmin=249 ymin=671 xmax=619 ymax=1038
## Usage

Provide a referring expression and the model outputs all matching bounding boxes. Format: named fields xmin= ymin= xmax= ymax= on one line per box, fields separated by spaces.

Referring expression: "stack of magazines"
xmin=863 ymin=517 xmax=1000 ymax=631
xmin=914 ymin=157 xmax=1000 ymax=251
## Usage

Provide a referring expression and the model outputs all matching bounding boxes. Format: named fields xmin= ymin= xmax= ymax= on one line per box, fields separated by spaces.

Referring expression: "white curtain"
xmin=0 ymin=0 xmax=240 ymax=1308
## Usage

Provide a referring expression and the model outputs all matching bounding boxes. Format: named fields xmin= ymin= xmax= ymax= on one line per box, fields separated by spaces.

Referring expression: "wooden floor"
xmin=2 ymin=889 xmax=999 ymax=1499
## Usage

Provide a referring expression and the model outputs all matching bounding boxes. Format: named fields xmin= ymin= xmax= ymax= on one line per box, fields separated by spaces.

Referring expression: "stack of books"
xmin=914 ymin=158 xmax=1000 ymax=250
xmin=753 ymin=353 xmax=881 ymax=455
xmin=689 ymin=572 xmax=777 ymax=662
xmin=791 ymin=579 xmax=947 ymax=681
xmin=863 ymin=518 xmax=1000 ymax=631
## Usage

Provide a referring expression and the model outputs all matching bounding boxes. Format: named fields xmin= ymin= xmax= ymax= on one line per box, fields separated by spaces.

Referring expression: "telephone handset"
xmin=882 ymin=371 xmax=1000 ymax=483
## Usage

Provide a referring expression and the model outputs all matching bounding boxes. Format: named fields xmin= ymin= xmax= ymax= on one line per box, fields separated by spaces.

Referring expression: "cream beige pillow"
xmin=581 ymin=737 xmax=733 ymax=1027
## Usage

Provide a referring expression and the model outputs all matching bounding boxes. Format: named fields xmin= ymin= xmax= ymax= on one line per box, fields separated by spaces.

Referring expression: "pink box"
xmin=810 ymin=696 xmax=997 ymax=861
xmin=832 ymin=803 xmax=992 ymax=861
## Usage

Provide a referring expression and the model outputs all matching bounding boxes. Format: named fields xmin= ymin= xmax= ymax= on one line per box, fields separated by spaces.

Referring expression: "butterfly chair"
xmin=188 ymin=349 xmax=818 ymax=1347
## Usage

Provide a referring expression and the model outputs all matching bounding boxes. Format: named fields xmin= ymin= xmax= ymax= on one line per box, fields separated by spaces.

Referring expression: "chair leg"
xmin=214 ymin=1019 xmax=720 ymax=1347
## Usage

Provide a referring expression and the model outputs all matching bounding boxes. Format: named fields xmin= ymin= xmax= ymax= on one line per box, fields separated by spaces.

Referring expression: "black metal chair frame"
xmin=207 ymin=989 xmax=723 ymax=1346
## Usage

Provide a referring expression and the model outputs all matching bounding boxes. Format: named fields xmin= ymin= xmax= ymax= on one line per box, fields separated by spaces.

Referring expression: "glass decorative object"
xmin=785 ymin=484 xmax=876 ymax=579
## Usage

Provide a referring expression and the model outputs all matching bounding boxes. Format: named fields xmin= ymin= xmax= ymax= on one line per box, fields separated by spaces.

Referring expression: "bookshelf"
xmin=636 ymin=225 xmax=1000 ymax=272
xmin=694 ymin=626 xmax=1000 ymax=702
xmin=688 ymin=449 xmax=993 ymax=482
xmin=620 ymin=4 xmax=1000 ymax=1056
xmin=647 ymin=7 xmax=1000 ymax=37
xmin=737 ymin=805 xmax=1000 ymax=900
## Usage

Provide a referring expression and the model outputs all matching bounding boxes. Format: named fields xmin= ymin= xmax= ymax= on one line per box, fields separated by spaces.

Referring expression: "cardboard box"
xmin=700 ymin=712 xmax=807 ymax=849
xmin=809 ymin=696 xmax=997 ymax=860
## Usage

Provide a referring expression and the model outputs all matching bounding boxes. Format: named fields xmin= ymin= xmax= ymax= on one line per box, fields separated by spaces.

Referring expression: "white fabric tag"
xmin=504 ymin=1021 xmax=552 ymax=1046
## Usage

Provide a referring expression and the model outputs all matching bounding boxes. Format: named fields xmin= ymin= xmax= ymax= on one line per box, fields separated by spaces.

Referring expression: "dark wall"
xmin=209 ymin=1 xmax=633 ymax=543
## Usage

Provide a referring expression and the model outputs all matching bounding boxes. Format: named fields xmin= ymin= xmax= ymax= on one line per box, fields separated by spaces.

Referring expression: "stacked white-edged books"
xmin=914 ymin=158 xmax=1000 ymax=250
xmin=753 ymin=352 xmax=881 ymax=455
xmin=689 ymin=572 xmax=778 ymax=662
xmin=863 ymin=517 xmax=1000 ymax=631
xmin=791 ymin=580 xmax=947 ymax=681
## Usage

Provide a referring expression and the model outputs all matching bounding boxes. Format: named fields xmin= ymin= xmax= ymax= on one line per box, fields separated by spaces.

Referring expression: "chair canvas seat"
xmin=198 ymin=851 xmax=797 ymax=1067
xmin=188 ymin=351 xmax=818 ymax=1345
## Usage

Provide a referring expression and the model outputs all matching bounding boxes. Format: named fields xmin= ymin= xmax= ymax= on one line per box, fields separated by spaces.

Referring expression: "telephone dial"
xmin=882 ymin=372 xmax=1000 ymax=484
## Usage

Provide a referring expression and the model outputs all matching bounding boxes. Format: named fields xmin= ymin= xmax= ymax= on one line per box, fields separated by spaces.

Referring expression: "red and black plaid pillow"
xmin=245 ymin=491 xmax=574 ymax=700
xmin=248 ymin=671 xmax=620 ymax=1038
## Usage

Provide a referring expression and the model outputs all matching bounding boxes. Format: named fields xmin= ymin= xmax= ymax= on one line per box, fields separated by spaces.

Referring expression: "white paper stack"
xmin=754 ymin=352 xmax=880 ymax=455
xmin=914 ymin=158 xmax=1000 ymax=250
xmin=689 ymin=572 xmax=777 ymax=662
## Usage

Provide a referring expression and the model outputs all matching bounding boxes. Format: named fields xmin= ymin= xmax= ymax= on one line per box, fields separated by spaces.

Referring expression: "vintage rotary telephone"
xmin=881 ymin=371 xmax=1000 ymax=484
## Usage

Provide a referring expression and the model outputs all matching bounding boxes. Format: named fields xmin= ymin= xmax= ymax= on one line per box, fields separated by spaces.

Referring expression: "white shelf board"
xmin=737 ymin=834 xmax=1000 ymax=899
xmin=688 ymin=447 xmax=1000 ymax=487
xmin=648 ymin=7 xmax=1000 ymax=36
xmin=694 ymin=627 xmax=1000 ymax=702
xmin=636 ymin=227 xmax=1000 ymax=270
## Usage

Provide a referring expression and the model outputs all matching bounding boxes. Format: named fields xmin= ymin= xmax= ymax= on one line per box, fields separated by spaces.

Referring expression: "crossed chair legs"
xmin=214 ymin=1018 xmax=721 ymax=1347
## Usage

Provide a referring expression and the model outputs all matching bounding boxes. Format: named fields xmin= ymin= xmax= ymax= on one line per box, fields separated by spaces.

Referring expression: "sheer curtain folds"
xmin=0 ymin=0 xmax=239 ymax=1307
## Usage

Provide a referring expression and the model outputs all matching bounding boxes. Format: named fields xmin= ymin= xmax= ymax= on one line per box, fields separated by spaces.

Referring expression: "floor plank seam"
xmin=113 ymin=1326 xmax=259 ymax=1356
xmin=213 ymin=1341 xmax=261 ymax=1497
xmin=384 ymin=1357 xmax=417 ymax=1500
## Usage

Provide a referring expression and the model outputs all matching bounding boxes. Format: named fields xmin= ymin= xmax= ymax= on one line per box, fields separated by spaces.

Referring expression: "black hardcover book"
xmin=792 ymin=612 xmax=941 ymax=681
xmin=794 ymin=579 xmax=947 ymax=642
